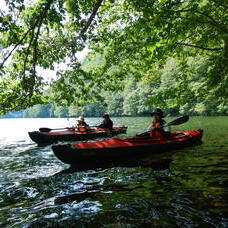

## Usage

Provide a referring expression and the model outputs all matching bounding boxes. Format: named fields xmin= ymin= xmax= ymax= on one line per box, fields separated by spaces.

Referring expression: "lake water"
xmin=0 ymin=117 xmax=227 ymax=227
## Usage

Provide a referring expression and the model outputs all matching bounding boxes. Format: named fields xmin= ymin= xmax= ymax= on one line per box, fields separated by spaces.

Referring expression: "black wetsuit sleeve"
xmin=99 ymin=120 xmax=113 ymax=129
xmin=98 ymin=120 xmax=106 ymax=128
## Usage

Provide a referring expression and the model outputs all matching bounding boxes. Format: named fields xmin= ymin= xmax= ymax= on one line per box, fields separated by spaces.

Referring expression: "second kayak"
xmin=29 ymin=126 xmax=128 ymax=144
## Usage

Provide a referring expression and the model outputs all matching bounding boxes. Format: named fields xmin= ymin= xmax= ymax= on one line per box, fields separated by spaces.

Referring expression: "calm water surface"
xmin=0 ymin=117 xmax=227 ymax=227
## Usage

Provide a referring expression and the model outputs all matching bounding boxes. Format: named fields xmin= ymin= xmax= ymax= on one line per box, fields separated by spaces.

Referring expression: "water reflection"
xmin=57 ymin=156 xmax=173 ymax=174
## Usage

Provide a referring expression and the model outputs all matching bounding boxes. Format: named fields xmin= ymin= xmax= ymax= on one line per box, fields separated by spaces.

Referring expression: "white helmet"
xmin=77 ymin=116 xmax=84 ymax=121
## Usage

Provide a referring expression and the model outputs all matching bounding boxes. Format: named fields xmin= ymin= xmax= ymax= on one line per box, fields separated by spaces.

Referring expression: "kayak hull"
xmin=28 ymin=127 xmax=127 ymax=144
xmin=52 ymin=130 xmax=203 ymax=169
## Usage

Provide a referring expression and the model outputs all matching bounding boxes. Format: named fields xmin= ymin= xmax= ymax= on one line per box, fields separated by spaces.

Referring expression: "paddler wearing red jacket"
xmin=76 ymin=116 xmax=90 ymax=131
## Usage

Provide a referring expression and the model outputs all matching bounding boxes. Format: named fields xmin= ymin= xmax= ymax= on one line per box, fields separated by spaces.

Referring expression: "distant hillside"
xmin=0 ymin=111 xmax=24 ymax=118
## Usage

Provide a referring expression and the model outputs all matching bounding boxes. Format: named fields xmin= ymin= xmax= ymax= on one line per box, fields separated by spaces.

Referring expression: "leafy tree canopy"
xmin=0 ymin=0 xmax=227 ymax=115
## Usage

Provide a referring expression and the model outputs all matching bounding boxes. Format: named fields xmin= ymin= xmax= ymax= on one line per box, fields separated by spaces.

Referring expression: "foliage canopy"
xmin=0 ymin=0 xmax=227 ymax=115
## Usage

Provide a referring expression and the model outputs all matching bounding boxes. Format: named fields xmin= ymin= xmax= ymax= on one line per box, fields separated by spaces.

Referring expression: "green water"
xmin=0 ymin=117 xmax=227 ymax=227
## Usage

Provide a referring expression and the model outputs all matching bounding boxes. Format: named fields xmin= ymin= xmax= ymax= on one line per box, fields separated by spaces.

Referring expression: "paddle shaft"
xmin=39 ymin=125 xmax=100 ymax=132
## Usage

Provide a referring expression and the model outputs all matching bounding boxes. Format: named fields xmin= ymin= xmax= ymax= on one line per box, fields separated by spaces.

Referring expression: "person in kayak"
xmin=76 ymin=117 xmax=89 ymax=131
xmin=98 ymin=114 xmax=113 ymax=130
xmin=149 ymin=108 xmax=169 ymax=138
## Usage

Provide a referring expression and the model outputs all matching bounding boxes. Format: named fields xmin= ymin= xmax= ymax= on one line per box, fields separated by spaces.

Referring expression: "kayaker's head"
xmin=151 ymin=108 xmax=165 ymax=120
xmin=77 ymin=116 xmax=84 ymax=123
xmin=103 ymin=114 xmax=110 ymax=120
xmin=153 ymin=113 xmax=162 ymax=121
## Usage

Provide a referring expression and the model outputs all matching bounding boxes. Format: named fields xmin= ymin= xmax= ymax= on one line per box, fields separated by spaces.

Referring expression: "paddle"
xmin=39 ymin=127 xmax=72 ymax=132
xmin=164 ymin=115 xmax=189 ymax=127
xmin=39 ymin=125 xmax=99 ymax=132
xmin=138 ymin=115 xmax=189 ymax=136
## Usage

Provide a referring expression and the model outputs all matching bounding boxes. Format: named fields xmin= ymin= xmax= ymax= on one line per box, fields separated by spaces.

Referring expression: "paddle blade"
xmin=167 ymin=115 xmax=189 ymax=126
xmin=39 ymin=128 xmax=51 ymax=132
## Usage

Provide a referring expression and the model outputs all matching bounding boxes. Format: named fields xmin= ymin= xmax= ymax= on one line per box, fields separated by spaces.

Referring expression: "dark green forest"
xmin=3 ymin=73 xmax=228 ymax=118
xmin=0 ymin=0 xmax=228 ymax=116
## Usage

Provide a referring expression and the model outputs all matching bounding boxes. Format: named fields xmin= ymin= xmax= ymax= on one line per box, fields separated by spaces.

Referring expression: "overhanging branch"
xmin=209 ymin=0 xmax=228 ymax=10
xmin=176 ymin=42 xmax=223 ymax=51
xmin=69 ymin=0 xmax=104 ymax=60
xmin=73 ymin=0 xmax=104 ymax=44
xmin=0 ymin=0 xmax=54 ymax=69
xmin=0 ymin=0 xmax=54 ymax=112
xmin=174 ymin=9 xmax=220 ymax=27
xmin=195 ymin=10 xmax=220 ymax=27
xmin=0 ymin=27 xmax=34 ymax=68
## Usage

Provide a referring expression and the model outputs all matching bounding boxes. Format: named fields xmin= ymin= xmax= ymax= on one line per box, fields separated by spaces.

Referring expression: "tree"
xmin=0 ymin=0 xmax=227 ymax=115
xmin=53 ymin=106 xmax=68 ymax=117
xmin=104 ymin=92 xmax=123 ymax=116
xmin=92 ymin=0 xmax=228 ymax=106
xmin=0 ymin=0 xmax=106 ymax=114
xmin=22 ymin=104 xmax=51 ymax=117
xmin=122 ymin=80 xmax=138 ymax=115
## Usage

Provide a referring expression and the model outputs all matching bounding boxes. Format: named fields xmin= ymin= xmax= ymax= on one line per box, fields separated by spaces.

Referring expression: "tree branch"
xmin=0 ymin=27 xmax=34 ymax=68
xmin=30 ymin=17 xmax=44 ymax=96
xmin=174 ymin=9 xmax=220 ymax=27
xmin=209 ymin=0 xmax=228 ymax=10
xmin=195 ymin=10 xmax=220 ymax=26
xmin=178 ymin=15 xmax=217 ymax=27
xmin=176 ymin=42 xmax=223 ymax=51
xmin=39 ymin=0 xmax=104 ymax=49
xmin=73 ymin=0 xmax=104 ymax=43
xmin=23 ymin=29 xmax=36 ymax=80
xmin=0 ymin=0 xmax=54 ymax=69
xmin=1 ymin=0 xmax=54 ymax=112
xmin=68 ymin=0 xmax=104 ymax=61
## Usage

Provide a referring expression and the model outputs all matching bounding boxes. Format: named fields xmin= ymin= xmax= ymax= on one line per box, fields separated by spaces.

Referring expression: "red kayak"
xmin=52 ymin=129 xmax=203 ymax=168
xmin=28 ymin=126 xmax=128 ymax=144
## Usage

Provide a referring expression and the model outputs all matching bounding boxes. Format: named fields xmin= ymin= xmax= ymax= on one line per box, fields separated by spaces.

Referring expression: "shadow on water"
xmin=55 ymin=141 xmax=203 ymax=174
xmin=54 ymin=184 xmax=145 ymax=205
xmin=56 ymin=156 xmax=173 ymax=174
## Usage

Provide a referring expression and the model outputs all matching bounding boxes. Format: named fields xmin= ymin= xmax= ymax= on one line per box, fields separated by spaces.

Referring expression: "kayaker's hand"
xmin=67 ymin=127 xmax=75 ymax=131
